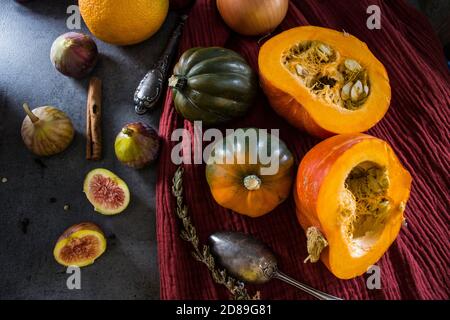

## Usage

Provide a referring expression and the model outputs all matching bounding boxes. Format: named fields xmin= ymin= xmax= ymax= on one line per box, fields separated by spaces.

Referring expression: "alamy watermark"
xmin=170 ymin=122 xmax=281 ymax=175
xmin=366 ymin=265 xmax=381 ymax=289
xmin=66 ymin=5 xmax=81 ymax=30
xmin=66 ymin=266 xmax=81 ymax=290
xmin=367 ymin=5 xmax=381 ymax=30
xmin=66 ymin=4 xmax=382 ymax=31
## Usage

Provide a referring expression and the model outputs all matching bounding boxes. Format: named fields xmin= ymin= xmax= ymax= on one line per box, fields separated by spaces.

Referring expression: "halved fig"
xmin=83 ymin=168 xmax=130 ymax=215
xmin=53 ymin=222 xmax=107 ymax=267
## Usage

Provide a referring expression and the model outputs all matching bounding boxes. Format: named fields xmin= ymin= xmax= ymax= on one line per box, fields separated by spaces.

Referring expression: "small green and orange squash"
xmin=206 ymin=128 xmax=294 ymax=217
xmin=259 ymin=26 xmax=391 ymax=138
xmin=169 ymin=47 xmax=257 ymax=125
xmin=294 ymin=133 xmax=412 ymax=279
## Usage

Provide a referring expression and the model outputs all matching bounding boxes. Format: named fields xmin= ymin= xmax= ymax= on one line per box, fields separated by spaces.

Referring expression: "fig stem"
xmin=122 ymin=127 xmax=133 ymax=136
xmin=23 ymin=103 xmax=39 ymax=123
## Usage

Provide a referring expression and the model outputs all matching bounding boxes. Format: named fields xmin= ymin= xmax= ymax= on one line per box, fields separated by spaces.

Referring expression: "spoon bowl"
xmin=209 ymin=231 xmax=342 ymax=300
xmin=209 ymin=231 xmax=277 ymax=284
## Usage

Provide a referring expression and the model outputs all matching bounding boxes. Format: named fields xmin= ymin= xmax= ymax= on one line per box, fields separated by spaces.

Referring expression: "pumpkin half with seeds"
xmin=259 ymin=26 xmax=391 ymax=138
xmin=294 ymin=134 xmax=412 ymax=279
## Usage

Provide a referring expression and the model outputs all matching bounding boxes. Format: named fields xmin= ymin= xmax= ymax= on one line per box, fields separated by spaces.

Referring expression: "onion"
xmin=216 ymin=0 xmax=289 ymax=36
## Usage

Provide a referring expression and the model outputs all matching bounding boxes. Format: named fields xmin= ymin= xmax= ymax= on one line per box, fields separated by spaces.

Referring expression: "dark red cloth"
xmin=157 ymin=0 xmax=450 ymax=299
xmin=169 ymin=0 xmax=194 ymax=11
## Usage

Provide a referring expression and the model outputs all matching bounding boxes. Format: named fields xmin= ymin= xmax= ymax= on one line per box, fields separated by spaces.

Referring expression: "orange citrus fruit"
xmin=79 ymin=0 xmax=169 ymax=46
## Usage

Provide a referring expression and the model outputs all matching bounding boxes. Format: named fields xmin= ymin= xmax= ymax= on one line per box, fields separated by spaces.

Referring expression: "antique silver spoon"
xmin=209 ymin=231 xmax=342 ymax=300
xmin=134 ymin=15 xmax=188 ymax=115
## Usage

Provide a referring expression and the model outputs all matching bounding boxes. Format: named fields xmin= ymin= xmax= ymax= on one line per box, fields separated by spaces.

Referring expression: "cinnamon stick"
xmin=86 ymin=77 xmax=102 ymax=160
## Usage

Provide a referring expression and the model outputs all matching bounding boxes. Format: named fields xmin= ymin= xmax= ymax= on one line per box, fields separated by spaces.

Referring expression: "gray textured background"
xmin=0 ymin=0 xmax=177 ymax=299
xmin=0 ymin=0 xmax=446 ymax=300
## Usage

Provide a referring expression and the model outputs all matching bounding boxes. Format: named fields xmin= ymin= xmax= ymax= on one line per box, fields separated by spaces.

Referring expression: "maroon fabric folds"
xmin=170 ymin=0 xmax=194 ymax=11
xmin=156 ymin=0 xmax=450 ymax=299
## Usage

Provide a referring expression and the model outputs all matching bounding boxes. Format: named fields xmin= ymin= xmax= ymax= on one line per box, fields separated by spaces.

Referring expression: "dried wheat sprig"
xmin=171 ymin=166 xmax=260 ymax=300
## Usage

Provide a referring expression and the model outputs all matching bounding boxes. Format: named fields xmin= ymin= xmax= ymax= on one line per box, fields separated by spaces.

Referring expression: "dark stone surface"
xmin=0 ymin=0 xmax=177 ymax=299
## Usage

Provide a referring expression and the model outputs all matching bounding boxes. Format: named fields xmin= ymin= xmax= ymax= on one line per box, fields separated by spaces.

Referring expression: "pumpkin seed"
xmin=344 ymin=59 xmax=362 ymax=72
xmin=317 ymin=43 xmax=332 ymax=57
xmin=341 ymin=82 xmax=353 ymax=100
xmin=350 ymin=80 xmax=364 ymax=102
xmin=364 ymin=85 xmax=370 ymax=96
xmin=295 ymin=64 xmax=308 ymax=77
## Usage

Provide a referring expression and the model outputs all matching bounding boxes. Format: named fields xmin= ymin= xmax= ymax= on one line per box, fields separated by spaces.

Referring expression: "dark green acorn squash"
xmin=169 ymin=47 xmax=257 ymax=125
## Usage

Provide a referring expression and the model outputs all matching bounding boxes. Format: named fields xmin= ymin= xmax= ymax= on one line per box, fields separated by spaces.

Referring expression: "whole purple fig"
xmin=50 ymin=32 xmax=98 ymax=79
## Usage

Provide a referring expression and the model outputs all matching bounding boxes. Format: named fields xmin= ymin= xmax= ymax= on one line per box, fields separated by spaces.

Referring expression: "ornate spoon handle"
xmin=134 ymin=14 xmax=188 ymax=115
xmin=273 ymin=271 xmax=343 ymax=300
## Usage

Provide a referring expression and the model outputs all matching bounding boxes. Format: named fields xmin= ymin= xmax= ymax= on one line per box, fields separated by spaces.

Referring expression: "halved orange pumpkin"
xmin=294 ymin=134 xmax=412 ymax=279
xmin=259 ymin=26 xmax=391 ymax=138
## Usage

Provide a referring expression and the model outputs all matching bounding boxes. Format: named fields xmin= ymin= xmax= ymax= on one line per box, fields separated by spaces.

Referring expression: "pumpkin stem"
xmin=243 ymin=175 xmax=261 ymax=191
xmin=23 ymin=103 xmax=40 ymax=123
xmin=168 ymin=75 xmax=187 ymax=91
xmin=304 ymin=226 xmax=328 ymax=263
